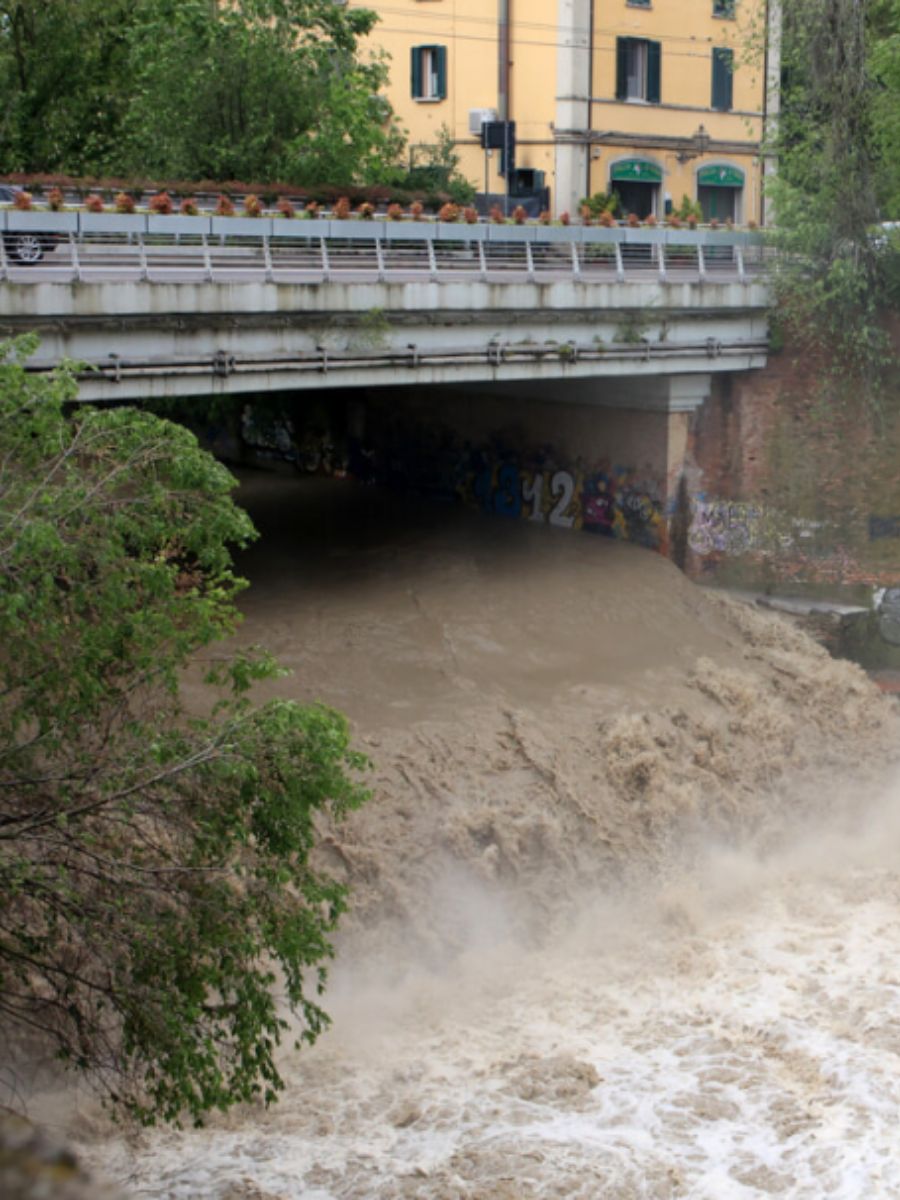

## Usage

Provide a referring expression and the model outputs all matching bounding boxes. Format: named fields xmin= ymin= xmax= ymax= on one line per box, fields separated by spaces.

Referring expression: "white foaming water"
xmin=53 ymin=477 xmax=900 ymax=1197
xmin=77 ymin=782 xmax=900 ymax=1200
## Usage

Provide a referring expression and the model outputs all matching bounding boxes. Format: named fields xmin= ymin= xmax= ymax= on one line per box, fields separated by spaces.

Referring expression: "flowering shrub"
xmin=333 ymin=196 xmax=351 ymax=220
xmin=357 ymin=202 xmax=375 ymax=220
xmin=179 ymin=197 xmax=199 ymax=216
xmin=243 ymin=194 xmax=263 ymax=218
xmin=13 ymin=191 xmax=33 ymax=211
xmin=84 ymin=194 xmax=105 ymax=213
xmin=579 ymin=204 xmax=593 ymax=226
xmin=747 ymin=218 xmax=758 ymax=231
xmin=47 ymin=187 xmax=64 ymax=212
xmin=686 ymin=213 xmax=698 ymax=230
xmin=387 ymin=202 xmax=404 ymax=221
xmin=709 ymin=217 xmax=720 ymax=230
xmin=276 ymin=197 xmax=295 ymax=219
xmin=149 ymin=191 xmax=173 ymax=215
xmin=667 ymin=214 xmax=682 ymax=229
xmin=438 ymin=202 xmax=459 ymax=223
xmin=538 ymin=210 xmax=552 ymax=225
xmin=215 ymin=194 xmax=235 ymax=217
xmin=598 ymin=209 xmax=616 ymax=227
xmin=490 ymin=205 xmax=506 ymax=225
xmin=410 ymin=201 xmax=424 ymax=221
xmin=512 ymin=205 xmax=527 ymax=225
xmin=626 ymin=211 xmax=640 ymax=228
xmin=114 ymin=192 xmax=135 ymax=214
xmin=304 ymin=201 xmax=320 ymax=219
xmin=646 ymin=213 xmax=658 ymax=227
xmin=559 ymin=211 xmax=571 ymax=226
xmin=463 ymin=206 xmax=479 ymax=225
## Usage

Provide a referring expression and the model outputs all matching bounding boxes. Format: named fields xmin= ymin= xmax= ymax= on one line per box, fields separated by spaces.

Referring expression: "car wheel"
xmin=6 ymin=233 xmax=44 ymax=265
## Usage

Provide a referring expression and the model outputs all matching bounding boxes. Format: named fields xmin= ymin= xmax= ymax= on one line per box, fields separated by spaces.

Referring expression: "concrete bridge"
xmin=0 ymin=211 xmax=769 ymax=408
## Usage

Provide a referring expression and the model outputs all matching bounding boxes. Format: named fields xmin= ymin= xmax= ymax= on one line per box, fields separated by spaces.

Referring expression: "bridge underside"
xmin=2 ymin=277 xmax=768 ymax=404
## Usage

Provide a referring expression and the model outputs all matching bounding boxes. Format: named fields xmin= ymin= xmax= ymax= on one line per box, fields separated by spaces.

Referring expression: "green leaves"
xmin=0 ymin=0 xmax=403 ymax=186
xmin=0 ymin=339 xmax=369 ymax=1124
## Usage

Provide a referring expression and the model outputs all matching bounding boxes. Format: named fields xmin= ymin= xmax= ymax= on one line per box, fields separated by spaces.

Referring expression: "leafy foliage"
xmin=766 ymin=0 xmax=899 ymax=393
xmin=0 ymin=0 xmax=405 ymax=187
xmin=0 ymin=338 xmax=369 ymax=1124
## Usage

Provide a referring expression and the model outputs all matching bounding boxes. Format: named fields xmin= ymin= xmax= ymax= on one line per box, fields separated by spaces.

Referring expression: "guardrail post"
xmin=375 ymin=235 xmax=385 ymax=282
xmin=0 ymin=232 xmax=7 ymax=282
xmin=263 ymin=236 xmax=274 ymax=283
xmin=69 ymin=233 xmax=82 ymax=284
xmin=657 ymin=243 xmax=667 ymax=283
xmin=525 ymin=241 xmax=535 ymax=282
xmin=478 ymin=240 xmax=487 ymax=281
xmin=138 ymin=233 xmax=149 ymax=282
xmin=320 ymin=237 xmax=330 ymax=283
xmin=202 ymin=235 xmax=213 ymax=283
xmin=614 ymin=242 xmax=625 ymax=283
xmin=571 ymin=241 xmax=581 ymax=279
xmin=736 ymin=246 xmax=746 ymax=282
xmin=697 ymin=244 xmax=706 ymax=282
xmin=427 ymin=238 xmax=438 ymax=281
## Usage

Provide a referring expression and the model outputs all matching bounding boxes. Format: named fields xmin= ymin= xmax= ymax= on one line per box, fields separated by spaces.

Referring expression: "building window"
xmin=615 ymin=38 xmax=661 ymax=104
xmin=711 ymin=47 xmax=734 ymax=110
xmin=713 ymin=0 xmax=736 ymax=15
xmin=411 ymin=45 xmax=447 ymax=101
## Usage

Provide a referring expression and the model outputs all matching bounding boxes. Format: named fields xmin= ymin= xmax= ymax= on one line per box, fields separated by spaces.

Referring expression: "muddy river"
xmin=57 ymin=473 xmax=900 ymax=1197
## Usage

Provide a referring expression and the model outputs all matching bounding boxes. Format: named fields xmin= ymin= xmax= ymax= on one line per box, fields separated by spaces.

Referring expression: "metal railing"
xmin=0 ymin=210 xmax=768 ymax=286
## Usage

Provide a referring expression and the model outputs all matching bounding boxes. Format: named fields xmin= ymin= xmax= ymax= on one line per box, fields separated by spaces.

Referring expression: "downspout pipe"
xmin=499 ymin=0 xmax=510 ymax=122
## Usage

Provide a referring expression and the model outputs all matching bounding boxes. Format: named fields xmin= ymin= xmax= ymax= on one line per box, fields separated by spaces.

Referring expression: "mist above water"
xmin=73 ymin=475 xmax=900 ymax=1198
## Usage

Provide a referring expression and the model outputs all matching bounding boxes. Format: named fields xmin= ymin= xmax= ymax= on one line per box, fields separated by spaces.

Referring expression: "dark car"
xmin=1 ymin=184 xmax=59 ymax=264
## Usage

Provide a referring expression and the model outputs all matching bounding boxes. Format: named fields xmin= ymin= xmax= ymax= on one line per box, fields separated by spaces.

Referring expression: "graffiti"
xmin=455 ymin=455 xmax=664 ymax=548
xmin=688 ymin=500 xmax=761 ymax=556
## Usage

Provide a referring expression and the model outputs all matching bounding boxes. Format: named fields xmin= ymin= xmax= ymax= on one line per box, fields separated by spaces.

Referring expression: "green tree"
xmin=0 ymin=337 xmax=369 ymax=1125
xmin=765 ymin=0 xmax=898 ymax=390
xmin=0 ymin=0 xmax=135 ymax=174
xmin=118 ymin=0 xmax=404 ymax=185
xmin=0 ymin=0 xmax=405 ymax=186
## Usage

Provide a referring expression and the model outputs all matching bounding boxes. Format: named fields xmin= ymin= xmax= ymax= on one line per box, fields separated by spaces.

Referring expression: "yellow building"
xmin=350 ymin=0 xmax=780 ymax=222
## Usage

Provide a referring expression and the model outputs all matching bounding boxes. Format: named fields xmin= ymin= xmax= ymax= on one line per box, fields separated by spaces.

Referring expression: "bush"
xmin=114 ymin=191 xmax=135 ymax=214
xmin=148 ymin=191 xmax=173 ymax=215
xmin=0 ymin=337 xmax=369 ymax=1125
xmin=243 ymin=194 xmax=263 ymax=217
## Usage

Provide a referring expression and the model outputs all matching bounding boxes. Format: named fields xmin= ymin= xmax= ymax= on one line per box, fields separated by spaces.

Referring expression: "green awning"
xmin=697 ymin=164 xmax=745 ymax=188
xmin=610 ymin=160 xmax=662 ymax=183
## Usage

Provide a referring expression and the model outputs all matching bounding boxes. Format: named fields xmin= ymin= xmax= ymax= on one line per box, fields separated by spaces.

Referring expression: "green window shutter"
xmin=712 ymin=47 xmax=733 ymax=110
xmin=411 ymin=46 xmax=423 ymax=99
xmin=616 ymin=38 xmax=629 ymax=100
xmin=647 ymin=40 xmax=661 ymax=103
xmin=435 ymin=45 xmax=447 ymax=99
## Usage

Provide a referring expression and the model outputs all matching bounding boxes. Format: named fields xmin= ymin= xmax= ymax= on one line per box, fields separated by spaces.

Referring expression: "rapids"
xmin=57 ymin=475 xmax=900 ymax=1197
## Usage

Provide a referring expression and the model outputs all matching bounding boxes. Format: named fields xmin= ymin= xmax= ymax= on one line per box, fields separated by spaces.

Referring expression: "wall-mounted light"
xmin=676 ymin=125 xmax=711 ymax=164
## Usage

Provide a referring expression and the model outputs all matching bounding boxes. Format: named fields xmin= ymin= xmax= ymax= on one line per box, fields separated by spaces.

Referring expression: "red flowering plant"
xmin=276 ymin=197 xmax=296 ymax=219
xmin=47 ymin=187 xmax=65 ymax=212
xmin=148 ymin=191 xmax=173 ymax=215
xmin=243 ymin=194 xmax=263 ymax=218
xmin=214 ymin=194 xmax=235 ymax=217
xmin=114 ymin=192 xmax=136 ymax=214
xmin=179 ymin=197 xmax=199 ymax=216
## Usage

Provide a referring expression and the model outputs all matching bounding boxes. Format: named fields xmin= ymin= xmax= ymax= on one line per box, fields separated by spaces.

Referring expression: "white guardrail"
xmin=0 ymin=210 xmax=768 ymax=285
